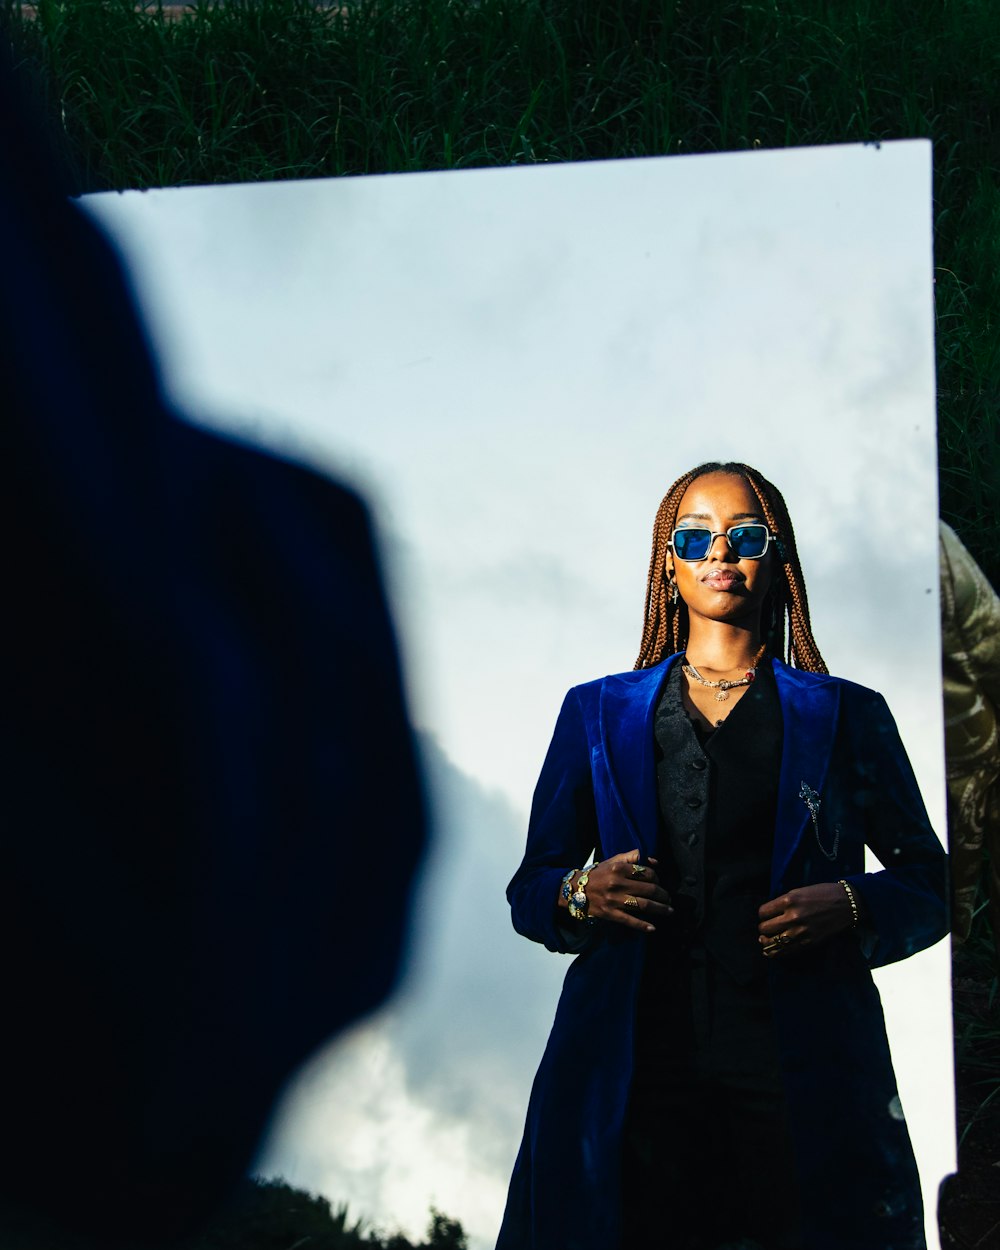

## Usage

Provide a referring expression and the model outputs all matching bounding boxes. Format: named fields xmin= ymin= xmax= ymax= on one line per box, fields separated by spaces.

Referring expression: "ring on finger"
xmin=630 ymin=863 xmax=648 ymax=878
xmin=623 ymin=896 xmax=640 ymax=910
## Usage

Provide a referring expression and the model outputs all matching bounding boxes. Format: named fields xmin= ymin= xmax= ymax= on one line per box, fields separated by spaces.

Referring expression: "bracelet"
xmin=838 ymin=879 xmax=860 ymax=928
xmin=560 ymin=868 xmax=577 ymax=903
xmin=568 ymin=861 xmax=600 ymax=923
xmin=568 ymin=869 xmax=591 ymax=922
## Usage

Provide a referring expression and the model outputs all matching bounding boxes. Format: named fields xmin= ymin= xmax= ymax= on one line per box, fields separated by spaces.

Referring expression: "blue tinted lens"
xmin=673 ymin=528 xmax=712 ymax=560
xmin=673 ymin=524 xmax=769 ymax=560
xmin=729 ymin=525 xmax=768 ymax=557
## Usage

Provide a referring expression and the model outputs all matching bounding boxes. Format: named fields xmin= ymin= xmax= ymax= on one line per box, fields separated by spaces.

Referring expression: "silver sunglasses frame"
xmin=668 ymin=522 xmax=776 ymax=561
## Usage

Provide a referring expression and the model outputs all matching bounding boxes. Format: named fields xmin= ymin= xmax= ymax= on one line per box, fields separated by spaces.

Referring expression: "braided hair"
xmin=633 ymin=461 xmax=827 ymax=673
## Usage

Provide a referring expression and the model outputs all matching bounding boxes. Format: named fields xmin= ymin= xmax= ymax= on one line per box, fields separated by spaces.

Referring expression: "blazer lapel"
xmin=771 ymin=658 xmax=841 ymax=889
xmin=597 ymin=655 xmax=841 ymax=877
xmin=599 ymin=654 xmax=679 ymax=857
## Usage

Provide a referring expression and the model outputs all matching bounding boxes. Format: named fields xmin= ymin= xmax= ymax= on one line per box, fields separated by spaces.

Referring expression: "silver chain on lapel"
xmin=799 ymin=781 xmax=841 ymax=861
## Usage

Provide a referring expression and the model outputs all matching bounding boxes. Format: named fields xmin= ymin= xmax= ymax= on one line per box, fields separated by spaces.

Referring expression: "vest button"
xmin=686 ymin=795 xmax=702 ymax=808
xmin=689 ymin=758 xmax=707 ymax=770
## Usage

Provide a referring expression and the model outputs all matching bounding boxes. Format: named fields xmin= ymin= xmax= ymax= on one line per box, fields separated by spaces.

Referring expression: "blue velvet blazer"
xmin=497 ymin=654 xmax=948 ymax=1250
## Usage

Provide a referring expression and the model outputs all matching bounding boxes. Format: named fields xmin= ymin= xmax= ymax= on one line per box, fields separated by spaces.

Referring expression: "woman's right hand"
xmin=561 ymin=848 xmax=673 ymax=933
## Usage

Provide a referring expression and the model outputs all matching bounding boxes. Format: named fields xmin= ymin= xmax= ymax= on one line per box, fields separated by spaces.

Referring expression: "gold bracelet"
xmin=568 ymin=861 xmax=600 ymax=923
xmin=838 ymin=879 xmax=860 ymax=928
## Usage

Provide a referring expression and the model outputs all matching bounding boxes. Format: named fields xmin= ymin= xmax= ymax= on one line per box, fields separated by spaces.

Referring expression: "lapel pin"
xmin=799 ymin=781 xmax=840 ymax=861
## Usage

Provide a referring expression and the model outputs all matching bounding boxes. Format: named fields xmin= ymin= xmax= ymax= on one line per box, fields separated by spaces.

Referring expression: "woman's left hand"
xmin=757 ymin=883 xmax=854 ymax=957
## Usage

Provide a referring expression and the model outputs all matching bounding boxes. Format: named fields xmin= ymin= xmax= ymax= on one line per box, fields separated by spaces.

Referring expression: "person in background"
xmin=940 ymin=519 xmax=1000 ymax=970
xmin=1 ymin=52 xmax=427 ymax=1246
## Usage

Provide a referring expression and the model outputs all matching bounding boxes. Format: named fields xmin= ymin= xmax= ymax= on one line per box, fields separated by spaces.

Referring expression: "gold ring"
xmin=774 ymin=932 xmax=793 ymax=946
xmin=630 ymin=863 xmax=648 ymax=878
xmin=623 ymin=896 xmax=640 ymax=910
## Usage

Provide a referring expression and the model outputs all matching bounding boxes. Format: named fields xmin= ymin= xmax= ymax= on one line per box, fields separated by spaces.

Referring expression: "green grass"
xmin=953 ymin=879 xmax=1000 ymax=1147
xmin=0 ymin=1178 xmax=468 ymax=1249
xmin=171 ymin=1180 xmax=468 ymax=1249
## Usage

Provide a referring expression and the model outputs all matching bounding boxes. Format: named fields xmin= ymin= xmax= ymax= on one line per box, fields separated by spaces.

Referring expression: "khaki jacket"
xmin=940 ymin=520 xmax=1000 ymax=943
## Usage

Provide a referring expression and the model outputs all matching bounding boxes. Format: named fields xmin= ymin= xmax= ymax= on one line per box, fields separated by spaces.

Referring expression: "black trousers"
xmin=621 ymin=939 xmax=802 ymax=1250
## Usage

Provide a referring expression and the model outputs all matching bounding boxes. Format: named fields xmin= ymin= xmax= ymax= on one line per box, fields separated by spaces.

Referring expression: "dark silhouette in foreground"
xmin=1 ymin=53 xmax=427 ymax=1246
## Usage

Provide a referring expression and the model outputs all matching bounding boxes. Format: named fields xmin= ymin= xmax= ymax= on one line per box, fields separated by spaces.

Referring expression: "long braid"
xmin=735 ymin=465 xmax=827 ymax=674
xmin=634 ymin=467 xmax=702 ymax=669
xmin=636 ymin=498 xmax=669 ymax=666
xmin=633 ymin=461 xmax=828 ymax=674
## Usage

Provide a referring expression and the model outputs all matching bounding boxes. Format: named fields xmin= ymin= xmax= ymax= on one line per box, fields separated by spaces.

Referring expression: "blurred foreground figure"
xmin=940 ymin=519 xmax=1000 ymax=968
xmin=1 ymin=59 xmax=427 ymax=1245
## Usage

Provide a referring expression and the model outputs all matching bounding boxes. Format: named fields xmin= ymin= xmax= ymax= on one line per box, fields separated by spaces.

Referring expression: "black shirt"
xmin=653 ymin=658 xmax=784 ymax=984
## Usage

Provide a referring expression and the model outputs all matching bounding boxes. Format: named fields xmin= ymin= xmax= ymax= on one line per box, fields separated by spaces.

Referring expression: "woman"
xmin=497 ymin=462 xmax=948 ymax=1250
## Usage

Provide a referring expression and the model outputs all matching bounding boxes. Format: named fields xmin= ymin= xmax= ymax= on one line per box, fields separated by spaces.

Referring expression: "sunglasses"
xmin=669 ymin=523 xmax=775 ymax=561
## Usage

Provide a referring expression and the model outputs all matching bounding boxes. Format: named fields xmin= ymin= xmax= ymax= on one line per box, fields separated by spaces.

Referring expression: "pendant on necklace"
xmin=715 ymin=689 xmax=730 ymax=702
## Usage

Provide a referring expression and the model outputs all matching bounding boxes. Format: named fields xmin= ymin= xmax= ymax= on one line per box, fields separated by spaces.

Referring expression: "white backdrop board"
xmin=85 ymin=140 xmax=951 ymax=1250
